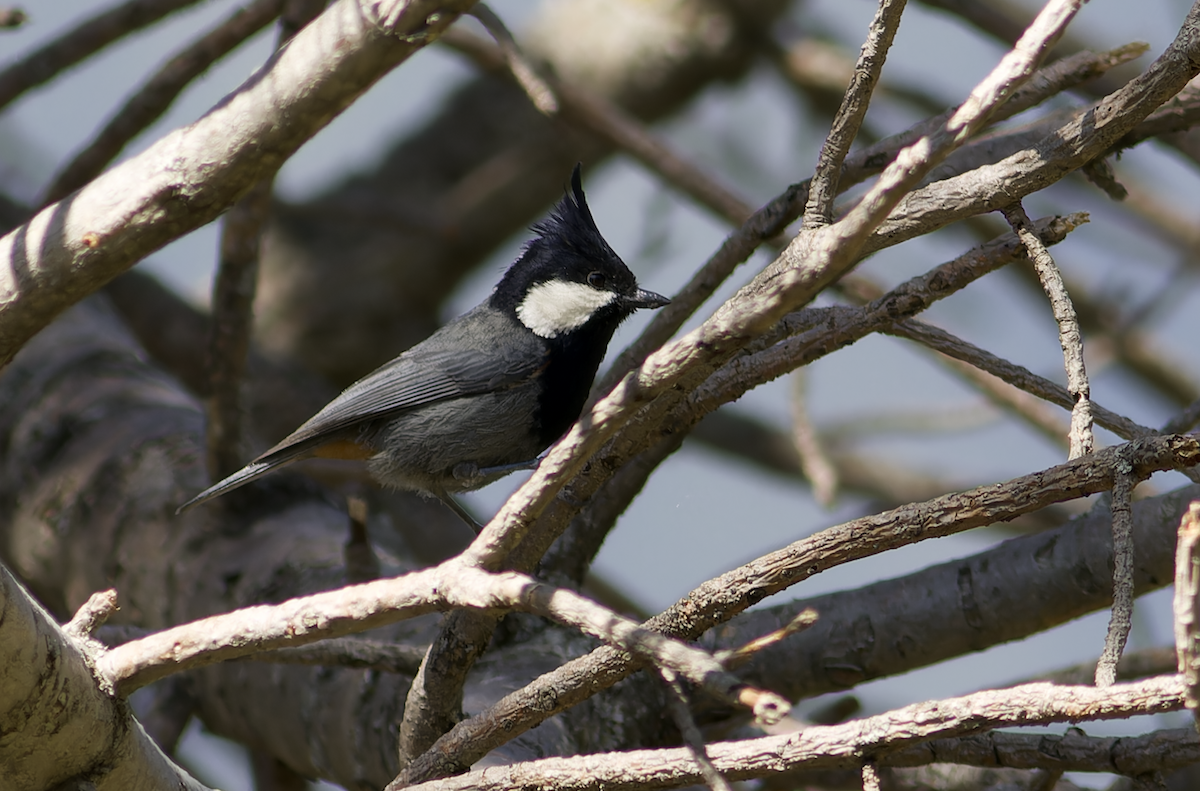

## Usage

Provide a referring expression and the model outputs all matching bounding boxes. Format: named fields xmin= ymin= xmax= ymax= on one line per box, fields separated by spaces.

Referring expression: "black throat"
xmin=534 ymin=314 xmax=623 ymax=446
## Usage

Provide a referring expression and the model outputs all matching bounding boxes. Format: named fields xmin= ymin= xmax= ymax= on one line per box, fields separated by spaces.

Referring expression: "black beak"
xmin=624 ymin=288 xmax=670 ymax=310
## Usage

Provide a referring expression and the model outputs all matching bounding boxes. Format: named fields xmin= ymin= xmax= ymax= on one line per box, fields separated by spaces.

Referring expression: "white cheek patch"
xmin=516 ymin=280 xmax=617 ymax=338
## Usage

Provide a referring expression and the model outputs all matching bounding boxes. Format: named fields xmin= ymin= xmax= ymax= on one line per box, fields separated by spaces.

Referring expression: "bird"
xmin=178 ymin=165 xmax=670 ymax=529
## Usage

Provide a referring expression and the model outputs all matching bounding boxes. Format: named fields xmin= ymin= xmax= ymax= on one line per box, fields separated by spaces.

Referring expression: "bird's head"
xmin=494 ymin=165 xmax=669 ymax=339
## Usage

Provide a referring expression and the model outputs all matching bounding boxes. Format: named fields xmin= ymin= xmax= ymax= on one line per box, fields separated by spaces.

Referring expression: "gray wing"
xmin=264 ymin=307 xmax=547 ymax=457
xmin=177 ymin=308 xmax=544 ymax=513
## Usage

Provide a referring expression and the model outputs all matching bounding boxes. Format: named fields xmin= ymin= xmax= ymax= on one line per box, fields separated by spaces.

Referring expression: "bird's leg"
xmin=432 ymin=486 xmax=485 ymax=534
xmin=441 ymin=458 xmax=541 ymax=533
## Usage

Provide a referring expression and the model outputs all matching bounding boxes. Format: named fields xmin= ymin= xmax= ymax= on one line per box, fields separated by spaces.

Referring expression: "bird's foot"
xmin=451 ymin=458 xmax=540 ymax=487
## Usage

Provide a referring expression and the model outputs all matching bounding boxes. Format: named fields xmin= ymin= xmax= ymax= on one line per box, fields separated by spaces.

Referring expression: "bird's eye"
xmin=587 ymin=271 xmax=606 ymax=288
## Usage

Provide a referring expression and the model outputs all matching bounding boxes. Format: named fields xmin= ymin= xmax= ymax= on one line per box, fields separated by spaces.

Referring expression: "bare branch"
xmin=804 ymin=0 xmax=908 ymax=228
xmin=41 ymin=0 xmax=285 ymax=205
xmin=204 ymin=0 xmax=325 ymax=480
xmin=885 ymin=320 xmax=1155 ymax=441
xmin=403 ymin=677 xmax=1185 ymax=791
xmin=466 ymin=4 xmax=557 ymax=115
xmin=863 ymin=11 xmax=1200 ymax=259
xmin=0 ymin=562 xmax=209 ymax=789
xmin=598 ymin=43 xmax=1145 ymax=396
xmin=1002 ymin=202 xmax=1094 ymax=458
xmin=0 ymin=0 xmax=203 ymax=111
xmin=1174 ymin=501 xmax=1200 ymax=726
xmin=789 ymin=372 xmax=839 ymax=507
xmin=63 ymin=588 xmax=119 ymax=641
xmin=884 ymin=726 xmax=1200 ymax=775
xmin=0 ymin=0 xmax=477 ymax=369
xmin=660 ymin=668 xmax=733 ymax=791
xmin=687 ymin=219 xmax=1091 ymax=434
xmin=397 ymin=437 xmax=1200 ymax=785
xmin=95 ymin=562 xmax=789 ymax=728
xmin=1097 ymin=468 xmax=1137 ymax=686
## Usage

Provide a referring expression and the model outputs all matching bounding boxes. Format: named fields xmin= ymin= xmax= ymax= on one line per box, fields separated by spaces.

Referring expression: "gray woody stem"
xmin=803 ymin=0 xmax=908 ymax=228
xmin=1001 ymin=201 xmax=1094 ymax=458
xmin=1173 ymin=501 xmax=1200 ymax=725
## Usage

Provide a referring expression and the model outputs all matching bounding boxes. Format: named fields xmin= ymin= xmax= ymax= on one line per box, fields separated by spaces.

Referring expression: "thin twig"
xmin=41 ymin=0 xmax=284 ymax=205
xmin=715 ymin=608 xmax=819 ymax=670
xmin=804 ymin=0 xmax=908 ymax=228
xmin=63 ymin=589 xmax=119 ymax=641
xmin=1097 ymin=467 xmax=1137 ymax=686
xmin=884 ymin=320 xmax=1155 ymax=442
xmin=204 ymin=0 xmax=322 ymax=480
xmin=467 ymin=4 xmax=556 ymax=114
xmin=660 ymin=668 xmax=733 ymax=791
xmin=1173 ymin=501 xmax=1200 ymax=726
xmin=247 ymin=637 xmax=427 ymax=675
xmin=439 ymin=27 xmax=754 ymax=225
xmin=344 ymin=495 xmax=381 ymax=584
xmin=1002 ymin=202 xmax=1094 ymax=458
xmin=206 ymin=179 xmax=273 ymax=478
xmin=0 ymin=0 xmax=203 ymax=111
xmin=1163 ymin=398 xmax=1200 ymax=435
xmin=789 ymin=373 xmax=839 ymax=506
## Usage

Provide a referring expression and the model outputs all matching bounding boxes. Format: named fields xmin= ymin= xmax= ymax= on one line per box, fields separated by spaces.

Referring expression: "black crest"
xmin=528 ymin=164 xmax=620 ymax=264
xmin=492 ymin=164 xmax=629 ymax=308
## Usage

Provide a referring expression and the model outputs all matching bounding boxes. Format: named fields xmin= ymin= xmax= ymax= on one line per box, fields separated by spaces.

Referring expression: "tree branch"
xmin=397 ymin=439 xmax=1200 ymax=785
xmin=40 ymin=0 xmax=285 ymax=205
xmin=0 ymin=562 xmax=210 ymax=790
xmin=0 ymin=0 xmax=477 ymax=369
xmin=95 ymin=562 xmax=788 ymax=729
xmin=1174 ymin=501 xmax=1200 ymax=726
xmin=403 ymin=677 xmax=1185 ymax=791
xmin=804 ymin=0 xmax=908 ymax=228
xmin=0 ymin=0 xmax=203 ymax=111
xmin=1001 ymin=201 xmax=1093 ymax=458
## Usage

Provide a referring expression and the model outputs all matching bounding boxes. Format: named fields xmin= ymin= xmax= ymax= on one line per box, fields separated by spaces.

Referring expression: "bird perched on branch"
xmin=179 ymin=165 xmax=669 ymax=529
